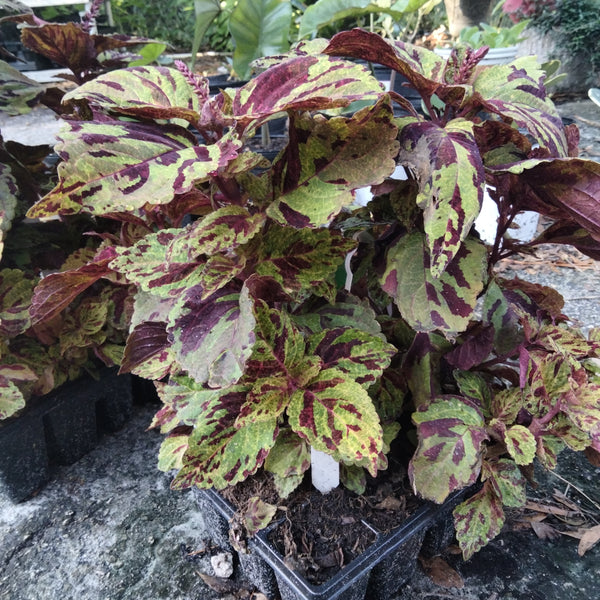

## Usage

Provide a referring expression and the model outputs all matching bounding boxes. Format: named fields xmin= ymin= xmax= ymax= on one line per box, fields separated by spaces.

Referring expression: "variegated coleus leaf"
xmin=268 ymin=97 xmax=399 ymax=228
xmin=306 ymin=327 xmax=396 ymax=388
xmin=0 ymin=161 xmax=18 ymax=261
xmin=484 ymin=458 xmax=526 ymax=509
xmin=112 ymin=207 xmax=263 ymax=299
xmin=120 ymin=321 xmax=175 ymax=380
xmin=493 ymin=158 xmax=600 ymax=241
xmin=453 ymin=479 xmax=504 ymax=559
xmin=504 ymin=425 xmax=536 ymax=465
xmin=232 ymin=53 xmax=384 ymax=130
xmin=288 ymin=367 xmax=383 ymax=476
xmin=62 ymin=66 xmax=202 ymax=124
xmin=167 ymin=283 xmax=256 ymax=388
xmin=293 ymin=294 xmax=384 ymax=337
xmin=27 ymin=121 xmax=240 ymax=218
xmin=0 ymin=374 xmax=26 ymax=420
xmin=168 ymin=206 xmax=265 ymax=262
xmin=381 ymin=232 xmax=487 ymax=336
xmin=562 ymin=383 xmax=600 ymax=443
xmin=243 ymin=497 xmax=278 ymax=536
xmin=409 ymin=395 xmax=488 ymax=503
xmin=58 ymin=296 xmax=108 ymax=354
xmin=245 ymin=300 xmax=307 ymax=381
xmin=153 ymin=375 xmax=230 ymax=432
xmin=253 ymin=225 xmax=356 ymax=303
xmin=29 ymin=248 xmax=115 ymax=326
xmin=14 ymin=18 xmax=152 ymax=76
xmin=473 ymin=57 xmax=568 ymax=157
xmin=110 ymin=229 xmax=203 ymax=297
xmin=481 ymin=279 xmax=524 ymax=357
xmin=157 ymin=426 xmax=190 ymax=472
xmin=0 ymin=60 xmax=44 ymax=116
xmin=397 ymin=118 xmax=484 ymax=275
xmin=323 ymin=29 xmax=449 ymax=101
xmin=171 ymin=386 xmax=278 ymax=490
xmin=264 ymin=428 xmax=311 ymax=498
xmin=0 ymin=268 xmax=36 ymax=337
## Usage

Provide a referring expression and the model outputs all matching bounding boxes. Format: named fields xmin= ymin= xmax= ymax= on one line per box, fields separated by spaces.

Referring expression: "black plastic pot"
xmin=0 ymin=368 xmax=139 ymax=502
xmin=195 ymin=485 xmax=470 ymax=600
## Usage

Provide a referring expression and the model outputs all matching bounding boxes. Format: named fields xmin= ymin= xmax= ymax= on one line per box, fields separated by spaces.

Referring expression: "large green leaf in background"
xmin=298 ymin=0 xmax=433 ymax=40
xmin=229 ymin=0 xmax=292 ymax=80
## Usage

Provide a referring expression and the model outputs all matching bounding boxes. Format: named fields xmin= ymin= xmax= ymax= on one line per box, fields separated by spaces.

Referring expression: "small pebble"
xmin=210 ymin=552 xmax=234 ymax=578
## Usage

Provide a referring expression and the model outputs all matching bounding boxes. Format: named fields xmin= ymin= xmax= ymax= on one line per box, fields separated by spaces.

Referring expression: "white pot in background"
xmin=435 ymin=45 xmax=519 ymax=65
xmin=475 ymin=187 xmax=539 ymax=244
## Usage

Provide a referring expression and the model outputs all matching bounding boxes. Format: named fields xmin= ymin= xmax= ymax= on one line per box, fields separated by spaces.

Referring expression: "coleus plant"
xmin=20 ymin=28 xmax=600 ymax=558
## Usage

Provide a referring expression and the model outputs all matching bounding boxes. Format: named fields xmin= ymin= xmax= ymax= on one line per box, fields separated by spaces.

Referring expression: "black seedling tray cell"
xmin=195 ymin=485 xmax=472 ymax=600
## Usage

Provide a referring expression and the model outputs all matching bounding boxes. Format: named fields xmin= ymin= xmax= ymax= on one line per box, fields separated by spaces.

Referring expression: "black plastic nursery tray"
xmin=195 ymin=485 xmax=467 ymax=600
xmin=0 ymin=368 xmax=141 ymax=502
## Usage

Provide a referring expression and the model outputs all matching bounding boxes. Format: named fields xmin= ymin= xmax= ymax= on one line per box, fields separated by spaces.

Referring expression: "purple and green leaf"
xmin=268 ymin=98 xmax=399 ymax=228
xmin=288 ymin=368 xmax=383 ymax=475
xmin=167 ymin=284 xmax=256 ymax=388
xmin=409 ymin=396 xmax=488 ymax=503
xmin=397 ymin=118 xmax=484 ymax=275
xmin=381 ymin=233 xmax=487 ymax=335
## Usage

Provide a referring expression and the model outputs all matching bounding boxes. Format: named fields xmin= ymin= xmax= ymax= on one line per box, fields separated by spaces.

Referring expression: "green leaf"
xmin=157 ymin=429 xmax=190 ymax=472
xmin=230 ymin=0 xmax=292 ymax=80
xmin=298 ymin=0 xmax=431 ymax=39
xmin=264 ymin=429 xmax=310 ymax=497
xmin=0 ymin=375 xmax=26 ymax=420
xmin=484 ymin=458 xmax=526 ymax=508
xmin=504 ymin=425 xmax=536 ymax=465
xmin=397 ymin=118 xmax=484 ymax=275
xmin=28 ymin=122 xmax=240 ymax=218
xmin=172 ymin=387 xmax=278 ymax=490
xmin=268 ymin=98 xmax=399 ymax=228
xmin=306 ymin=327 xmax=396 ymax=388
xmin=253 ymin=225 xmax=355 ymax=303
xmin=409 ymin=396 xmax=488 ymax=503
xmin=168 ymin=284 xmax=256 ymax=388
xmin=63 ymin=66 xmax=202 ymax=123
xmin=453 ymin=481 xmax=504 ymax=559
xmin=473 ymin=57 xmax=568 ymax=157
xmin=244 ymin=496 xmax=278 ymax=535
xmin=381 ymin=233 xmax=487 ymax=336
xmin=128 ymin=43 xmax=168 ymax=67
xmin=0 ymin=61 xmax=43 ymax=116
xmin=190 ymin=1 xmax=221 ymax=69
xmin=288 ymin=368 xmax=383 ymax=475
xmin=232 ymin=54 xmax=383 ymax=129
